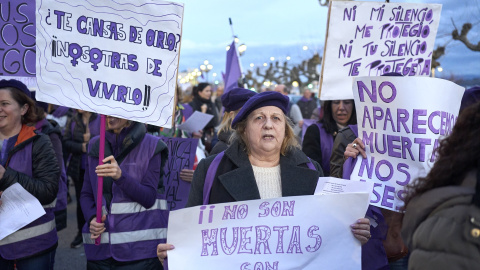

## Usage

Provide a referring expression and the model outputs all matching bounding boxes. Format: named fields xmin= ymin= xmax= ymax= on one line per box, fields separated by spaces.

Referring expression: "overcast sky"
xmin=177 ymin=0 xmax=480 ymax=80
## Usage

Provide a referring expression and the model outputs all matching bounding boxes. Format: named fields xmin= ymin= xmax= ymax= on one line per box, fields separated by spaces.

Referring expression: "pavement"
xmin=54 ymin=184 xmax=87 ymax=270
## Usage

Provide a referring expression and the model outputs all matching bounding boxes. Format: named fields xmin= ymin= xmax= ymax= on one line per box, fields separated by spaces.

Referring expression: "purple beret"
xmin=460 ymin=86 xmax=480 ymax=112
xmin=231 ymin=91 xmax=289 ymax=128
xmin=30 ymin=91 xmax=49 ymax=112
xmin=221 ymin=87 xmax=257 ymax=112
xmin=0 ymin=79 xmax=31 ymax=98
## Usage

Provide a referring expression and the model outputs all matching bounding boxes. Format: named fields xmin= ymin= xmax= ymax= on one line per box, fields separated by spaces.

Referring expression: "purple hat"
xmin=460 ymin=86 xmax=480 ymax=112
xmin=231 ymin=91 xmax=289 ymax=128
xmin=0 ymin=79 xmax=31 ymax=98
xmin=30 ymin=91 xmax=49 ymax=112
xmin=221 ymin=87 xmax=257 ymax=112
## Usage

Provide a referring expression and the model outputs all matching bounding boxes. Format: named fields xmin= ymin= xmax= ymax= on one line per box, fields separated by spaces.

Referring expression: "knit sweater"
xmin=251 ymin=165 xmax=282 ymax=199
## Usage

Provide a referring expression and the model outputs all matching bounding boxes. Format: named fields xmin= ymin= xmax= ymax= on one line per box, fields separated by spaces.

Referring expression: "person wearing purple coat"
xmin=80 ymin=116 xmax=168 ymax=270
xmin=0 ymin=80 xmax=60 ymax=270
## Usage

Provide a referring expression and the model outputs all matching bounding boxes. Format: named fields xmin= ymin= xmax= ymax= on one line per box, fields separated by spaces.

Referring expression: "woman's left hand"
xmin=351 ymin=218 xmax=371 ymax=245
xmin=95 ymin=155 xmax=122 ymax=180
xmin=179 ymin=169 xmax=194 ymax=182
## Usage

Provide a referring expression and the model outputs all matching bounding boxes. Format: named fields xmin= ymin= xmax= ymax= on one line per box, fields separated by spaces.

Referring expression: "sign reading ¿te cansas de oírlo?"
xmin=350 ymin=76 xmax=464 ymax=212
xmin=35 ymin=0 xmax=184 ymax=127
xmin=320 ymin=1 xmax=441 ymax=100
xmin=167 ymin=193 xmax=370 ymax=270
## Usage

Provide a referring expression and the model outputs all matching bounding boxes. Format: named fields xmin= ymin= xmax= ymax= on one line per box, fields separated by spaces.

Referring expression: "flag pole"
xmin=95 ymin=114 xmax=106 ymax=245
xmin=228 ymin=18 xmax=246 ymax=87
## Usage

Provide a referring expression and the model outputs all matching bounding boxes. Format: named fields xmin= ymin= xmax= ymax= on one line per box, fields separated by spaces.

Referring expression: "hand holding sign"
xmin=345 ymin=138 xmax=366 ymax=159
xmin=89 ymin=214 xmax=106 ymax=240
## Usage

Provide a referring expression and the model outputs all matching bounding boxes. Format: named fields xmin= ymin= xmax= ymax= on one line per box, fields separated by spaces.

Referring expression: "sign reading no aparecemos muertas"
xmin=320 ymin=1 xmax=441 ymax=100
xmin=350 ymin=76 xmax=464 ymax=212
xmin=36 ymin=0 xmax=184 ymax=127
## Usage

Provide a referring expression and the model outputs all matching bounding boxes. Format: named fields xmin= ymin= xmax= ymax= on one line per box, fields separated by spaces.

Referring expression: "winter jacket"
xmin=36 ymin=118 xmax=68 ymax=231
xmin=80 ymin=122 xmax=169 ymax=262
xmin=208 ymin=130 xmax=233 ymax=156
xmin=0 ymin=125 xmax=60 ymax=260
xmin=402 ymin=170 xmax=480 ymax=270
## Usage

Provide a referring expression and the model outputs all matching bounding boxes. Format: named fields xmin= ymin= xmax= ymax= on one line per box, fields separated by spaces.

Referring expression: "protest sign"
xmin=35 ymin=0 xmax=184 ymax=127
xmin=320 ymin=1 xmax=441 ymax=100
xmin=0 ymin=1 xmax=36 ymax=77
xmin=350 ymin=76 xmax=464 ymax=211
xmin=167 ymin=193 xmax=370 ymax=270
xmin=160 ymin=137 xmax=197 ymax=210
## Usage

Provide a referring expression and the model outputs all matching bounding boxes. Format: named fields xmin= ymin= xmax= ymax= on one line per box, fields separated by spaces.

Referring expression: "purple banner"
xmin=0 ymin=1 xmax=36 ymax=77
xmin=160 ymin=137 xmax=198 ymax=210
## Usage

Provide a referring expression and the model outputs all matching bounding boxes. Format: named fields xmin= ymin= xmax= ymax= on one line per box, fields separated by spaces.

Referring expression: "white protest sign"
xmin=315 ymin=177 xmax=374 ymax=198
xmin=320 ymin=1 xmax=441 ymax=100
xmin=350 ymin=76 xmax=464 ymax=211
xmin=177 ymin=111 xmax=214 ymax=133
xmin=36 ymin=0 xmax=184 ymax=128
xmin=167 ymin=193 xmax=369 ymax=270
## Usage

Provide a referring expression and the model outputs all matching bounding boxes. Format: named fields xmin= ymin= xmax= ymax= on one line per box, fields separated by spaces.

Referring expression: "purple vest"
xmin=315 ymin=123 xmax=334 ymax=175
xmin=0 ymin=140 xmax=58 ymax=260
xmin=82 ymin=134 xmax=168 ymax=262
xmin=36 ymin=119 xmax=68 ymax=213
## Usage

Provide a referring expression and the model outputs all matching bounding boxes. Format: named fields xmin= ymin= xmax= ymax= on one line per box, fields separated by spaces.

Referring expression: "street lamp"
xmin=200 ymin=62 xmax=213 ymax=82
xmin=238 ymin=44 xmax=247 ymax=56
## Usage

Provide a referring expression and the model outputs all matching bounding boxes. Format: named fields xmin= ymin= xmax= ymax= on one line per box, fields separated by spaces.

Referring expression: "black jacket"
xmin=209 ymin=130 xmax=233 ymax=156
xmin=187 ymin=140 xmax=323 ymax=206
xmin=0 ymin=130 xmax=60 ymax=205
xmin=63 ymin=113 xmax=98 ymax=180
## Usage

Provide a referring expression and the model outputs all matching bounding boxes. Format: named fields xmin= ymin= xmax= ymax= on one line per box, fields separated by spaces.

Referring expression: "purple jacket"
xmin=80 ymin=123 xmax=169 ymax=262
xmin=0 ymin=126 xmax=59 ymax=260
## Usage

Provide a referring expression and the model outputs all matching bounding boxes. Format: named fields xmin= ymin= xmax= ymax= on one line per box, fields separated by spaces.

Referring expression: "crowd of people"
xmin=0 ymin=77 xmax=479 ymax=270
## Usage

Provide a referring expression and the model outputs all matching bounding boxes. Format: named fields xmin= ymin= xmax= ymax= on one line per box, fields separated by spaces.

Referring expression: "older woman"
xmin=157 ymin=91 xmax=371 ymax=263
xmin=303 ymin=99 xmax=356 ymax=176
xmin=209 ymin=87 xmax=256 ymax=155
xmin=0 ymin=80 xmax=60 ymax=270
xmin=80 ymin=116 xmax=168 ymax=269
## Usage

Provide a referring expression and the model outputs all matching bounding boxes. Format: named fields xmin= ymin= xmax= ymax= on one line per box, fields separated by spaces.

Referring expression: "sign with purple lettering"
xmin=160 ymin=137 xmax=197 ymax=210
xmin=350 ymin=76 xmax=464 ymax=211
xmin=0 ymin=1 xmax=36 ymax=77
xmin=167 ymin=193 xmax=370 ymax=270
xmin=320 ymin=1 xmax=441 ymax=100
xmin=35 ymin=0 xmax=184 ymax=127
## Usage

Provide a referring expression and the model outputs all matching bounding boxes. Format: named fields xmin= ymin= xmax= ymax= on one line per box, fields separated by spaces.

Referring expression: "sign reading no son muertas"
xmin=167 ymin=193 xmax=370 ymax=270
xmin=35 ymin=0 xmax=184 ymax=127
xmin=320 ymin=1 xmax=441 ymax=100
xmin=350 ymin=76 xmax=464 ymax=211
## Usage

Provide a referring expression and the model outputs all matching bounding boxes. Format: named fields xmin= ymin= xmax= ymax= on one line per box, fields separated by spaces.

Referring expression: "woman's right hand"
xmin=89 ymin=215 xmax=106 ymax=239
xmin=345 ymin=137 xmax=366 ymax=160
xmin=157 ymin=243 xmax=175 ymax=265
xmin=201 ymin=104 xmax=208 ymax=113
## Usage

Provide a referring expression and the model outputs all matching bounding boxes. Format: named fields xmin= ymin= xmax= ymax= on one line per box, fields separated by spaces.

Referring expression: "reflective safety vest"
xmin=0 ymin=137 xmax=58 ymax=260
xmin=82 ymin=134 xmax=168 ymax=261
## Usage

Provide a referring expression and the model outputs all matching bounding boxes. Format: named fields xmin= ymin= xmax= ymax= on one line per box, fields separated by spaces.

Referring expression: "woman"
xmin=401 ymin=101 xmax=480 ymax=269
xmin=0 ymin=79 xmax=60 ymax=270
xmin=80 ymin=116 xmax=168 ymax=269
xmin=63 ymin=109 xmax=100 ymax=248
xmin=302 ymin=99 xmax=356 ymax=176
xmin=32 ymin=97 xmax=68 ymax=232
xmin=189 ymin=83 xmax=219 ymax=152
xmin=157 ymin=91 xmax=371 ymax=263
xmin=209 ymin=87 xmax=256 ymax=155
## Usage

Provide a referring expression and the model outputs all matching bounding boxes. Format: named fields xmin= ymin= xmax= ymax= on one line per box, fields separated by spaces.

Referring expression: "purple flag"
xmin=0 ymin=1 xmax=36 ymax=77
xmin=224 ymin=41 xmax=242 ymax=93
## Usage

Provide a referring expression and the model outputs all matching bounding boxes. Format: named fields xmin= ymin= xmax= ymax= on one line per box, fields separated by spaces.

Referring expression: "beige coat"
xmin=402 ymin=170 xmax=480 ymax=270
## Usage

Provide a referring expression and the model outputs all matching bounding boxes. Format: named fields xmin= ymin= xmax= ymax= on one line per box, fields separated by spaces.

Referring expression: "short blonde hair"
xmin=230 ymin=112 xmax=299 ymax=156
